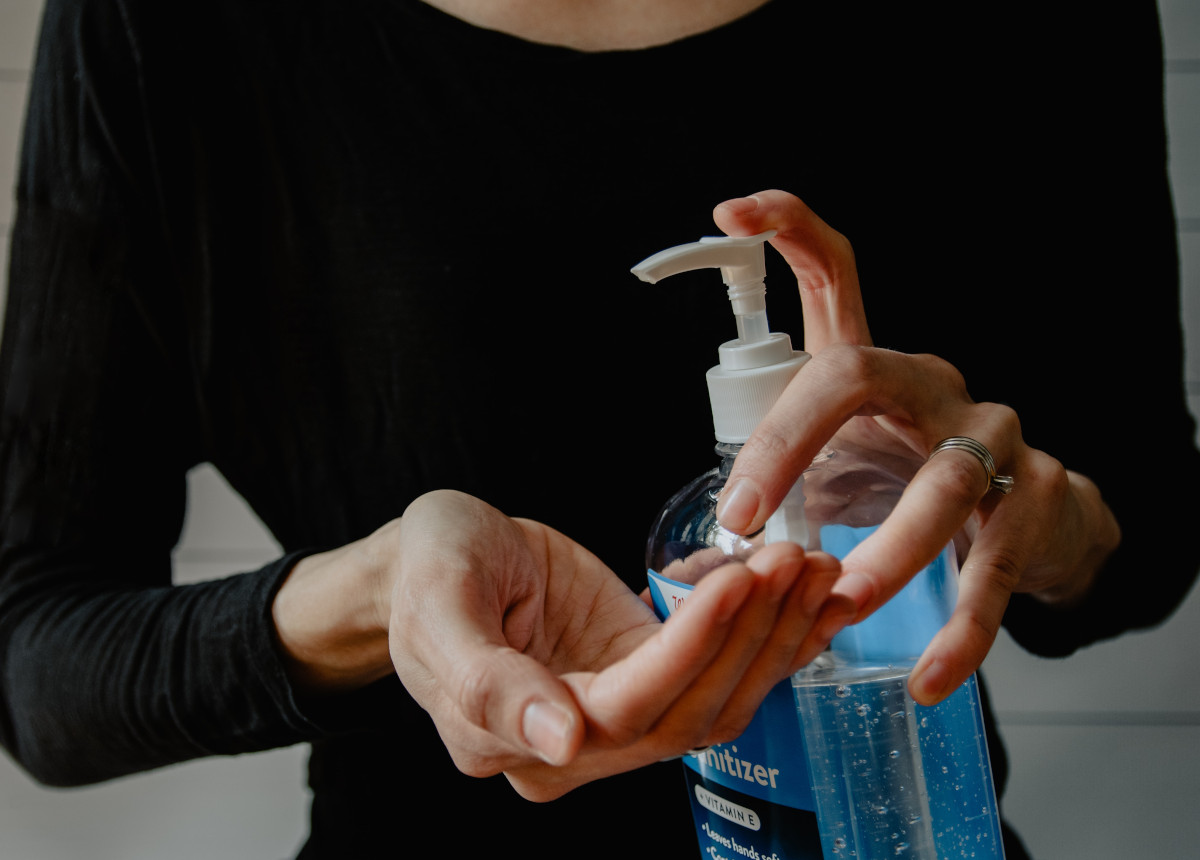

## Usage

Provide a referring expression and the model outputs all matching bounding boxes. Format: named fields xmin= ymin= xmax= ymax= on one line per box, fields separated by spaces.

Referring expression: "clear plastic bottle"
xmin=634 ymin=231 xmax=1005 ymax=860
xmin=789 ymin=449 xmax=1005 ymax=860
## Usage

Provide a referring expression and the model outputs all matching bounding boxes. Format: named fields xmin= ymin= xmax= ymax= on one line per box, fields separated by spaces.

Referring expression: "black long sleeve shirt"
xmin=2 ymin=1 xmax=1196 ymax=857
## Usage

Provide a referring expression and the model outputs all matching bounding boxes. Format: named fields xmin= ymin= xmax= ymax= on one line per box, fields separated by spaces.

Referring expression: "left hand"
xmin=384 ymin=491 xmax=851 ymax=801
xmin=708 ymin=190 xmax=1121 ymax=705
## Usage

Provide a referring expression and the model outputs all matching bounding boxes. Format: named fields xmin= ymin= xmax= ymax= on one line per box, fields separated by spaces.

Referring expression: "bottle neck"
xmin=715 ymin=441 xmax=744 ymax=483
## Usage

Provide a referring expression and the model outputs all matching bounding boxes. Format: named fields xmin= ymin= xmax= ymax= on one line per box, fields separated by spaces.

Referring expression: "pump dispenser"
xmin=633 ymin=230 xmax=1004 ymax=860
xmin=632 ymin=231 xmax=809 ymax=444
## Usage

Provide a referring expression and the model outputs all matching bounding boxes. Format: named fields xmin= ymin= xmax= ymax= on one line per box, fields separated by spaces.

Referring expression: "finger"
xmin=506 ymin=552 xmax=844 ymax=802
xmin=908 ymin=452 xmax=1065 ymax=705
xmin=717 ymin=343 xmax=911 ymax=534
xmin=712 ymin=189 xmax=872 ymax=351
xmin=905 ymin=569 xmax=1011 ymax=708
xmin=906 ymin=512 xmax=1032 ymax=706
xmin=401 ymin=648 xmax=580 ymax=776
xmin=703 ymin=549 xmax=851 ymax=736
xmin=793 ymin=594 xmax=862 ymax=673
xmin=832 ymin=407 xmax=1022 ymax=621
xmin=565 ymin=559 xmax=772 ymax=750
xmin=394 ymin=603 xmax=587 ymax=769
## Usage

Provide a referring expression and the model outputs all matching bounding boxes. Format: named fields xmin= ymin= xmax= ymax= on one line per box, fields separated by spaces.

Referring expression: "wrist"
xmin=271 ymin=532 xmax=396 ymax=693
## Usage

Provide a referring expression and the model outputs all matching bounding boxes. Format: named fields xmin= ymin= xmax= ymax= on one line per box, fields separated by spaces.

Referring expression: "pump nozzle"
xmin=631 ymin=230 xmax=809 ymax=443
xmin=632 ymin=231 xmax=776 ymax=344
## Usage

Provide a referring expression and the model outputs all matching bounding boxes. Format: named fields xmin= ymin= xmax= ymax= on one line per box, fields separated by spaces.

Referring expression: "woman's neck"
xmin=420 ymin=0 xmax=771 ymax=51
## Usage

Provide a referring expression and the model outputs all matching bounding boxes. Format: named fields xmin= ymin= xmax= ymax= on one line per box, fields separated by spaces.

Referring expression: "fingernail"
xmin=716 ymin=479 xmax=760 ymax=533
xmin=746 ymin=545 xmax=802 ymax=598
xmin=766 ymin=558 xmax=802 ymax=599
xmin=522 ymin=701 xmax=574 ymax=766
xmin=830 ymin=571 xmax=874 ymax=614
xmin=909 ymin=659 xmax=952 ymax=706
xmin=721 ymin=196 xmax=761 ymax=214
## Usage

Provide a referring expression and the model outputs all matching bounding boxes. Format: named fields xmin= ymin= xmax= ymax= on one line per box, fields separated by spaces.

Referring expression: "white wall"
xmin=1 ymin=2 xmax=1198 ymax=858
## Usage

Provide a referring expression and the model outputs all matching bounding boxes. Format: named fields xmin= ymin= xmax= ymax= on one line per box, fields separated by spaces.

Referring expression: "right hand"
xmin=708 ymin=190 xmax=1119 ymax=706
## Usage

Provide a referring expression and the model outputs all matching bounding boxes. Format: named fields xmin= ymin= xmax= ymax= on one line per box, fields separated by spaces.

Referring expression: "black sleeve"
xmin=990 ymin=3 xmax=1200 ymax=657
xmin=0 ymin=0 xmax=360 ymax=787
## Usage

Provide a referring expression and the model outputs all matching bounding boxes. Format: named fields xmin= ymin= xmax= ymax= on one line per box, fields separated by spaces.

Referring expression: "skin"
xmin=711 ymin=191 xmax=1121 ymax=705
xmin=417 ymin=0 xmax=773 ymax=51
xmin=274 ymin=491 xmax=854 ymax=802
xmin=272 ymin=190 xmax=1120 ymax=804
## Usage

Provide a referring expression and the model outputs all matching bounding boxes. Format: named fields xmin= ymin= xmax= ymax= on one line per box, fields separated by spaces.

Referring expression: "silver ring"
xmin=928 ymin=436 xmax=1015 ymax=495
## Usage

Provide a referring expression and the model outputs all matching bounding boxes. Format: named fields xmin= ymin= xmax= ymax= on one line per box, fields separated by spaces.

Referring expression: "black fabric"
xmin=0 ymin=0 xmax=1194 ymax=857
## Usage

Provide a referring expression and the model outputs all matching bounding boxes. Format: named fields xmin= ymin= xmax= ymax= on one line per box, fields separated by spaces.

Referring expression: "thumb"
xmin=390 ymin=491 xmax=586 ymax=768
xmin=713 ymin=189 xmax=872 ymax=351
xmin=444 ymin=642 xmax=586 ymax=766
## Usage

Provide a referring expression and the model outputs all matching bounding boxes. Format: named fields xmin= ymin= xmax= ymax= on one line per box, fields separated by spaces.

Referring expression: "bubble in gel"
xmin=835 ymin=686 xmax=851 ymax=698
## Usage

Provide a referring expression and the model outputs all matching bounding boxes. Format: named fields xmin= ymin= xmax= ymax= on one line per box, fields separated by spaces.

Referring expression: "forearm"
xmin=0 ymin=557 xmax=318 ymax=787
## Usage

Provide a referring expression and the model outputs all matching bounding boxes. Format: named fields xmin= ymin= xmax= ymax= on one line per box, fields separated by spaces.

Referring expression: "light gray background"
xmin=2 ymin=2 xmax=1199 ymax=858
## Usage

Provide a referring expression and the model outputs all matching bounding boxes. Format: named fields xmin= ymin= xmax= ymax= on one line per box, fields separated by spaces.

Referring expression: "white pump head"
xmin=632 ymin=231 xmax=810 ymax=443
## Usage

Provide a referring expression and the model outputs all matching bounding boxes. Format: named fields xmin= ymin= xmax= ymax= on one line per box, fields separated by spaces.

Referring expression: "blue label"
xmin=819 ymin=525 xmax=957 ymax=664
xmin=648 ymin=569 xmax=821 ymax=859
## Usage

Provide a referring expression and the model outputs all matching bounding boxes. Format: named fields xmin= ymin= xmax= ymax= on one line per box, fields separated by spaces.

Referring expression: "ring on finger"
xmin=928 ymin=436 xmax=1015 ymax=495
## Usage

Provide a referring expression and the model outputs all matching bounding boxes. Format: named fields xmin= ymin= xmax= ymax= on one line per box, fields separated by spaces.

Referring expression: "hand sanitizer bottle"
xmin=632 ymin=232 xmax=1005 ymax=860
xmin=634 ymin=231 xmax=821 ymax=859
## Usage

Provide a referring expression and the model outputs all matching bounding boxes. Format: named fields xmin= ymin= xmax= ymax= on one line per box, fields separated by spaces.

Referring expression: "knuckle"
xmin=927 ymin=454 xmax=991 ymax=506
xmin=746 ymin=420 xmax=794 ymax=465
xmin=913 ymin=352 xmax=971 ymax=398
xmin=806 ymin=343 xmax=890 ymax=407
xmin=1026 ymin=449 xmax=1069 ymax=500
xmin=967 ymin=542 xmax=1027 ymax=596
xmin=604 ymin=719 xmax=647 ymax=749
xmin=508 ymin=776 xmax=571 ymax=804
xmin=707 ymin=710 xmax=756 ymax=746
xmin=819 ymin=342 xmax=879 ymax=384
xmin=829 ymin=229 xmax=855 ymax=264
xmin=451 ymin=653 xmax=510 ymax=730
xmin=450 ymin=749 xmax=504 ymax=780
xmin=955 ymin=611 xmax=1000 ymax=667
xmin=980 ymin=547 xmax=1025 ymax=591
xmin=656 ymin=720 xmax=720 ymax=755
xmin=986 ymin=402 xmax=1022 ymax=440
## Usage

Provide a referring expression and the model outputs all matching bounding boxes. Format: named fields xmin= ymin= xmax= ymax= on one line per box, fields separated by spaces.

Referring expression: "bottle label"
xmin=648 ymin=569 xmax=823 ymax=860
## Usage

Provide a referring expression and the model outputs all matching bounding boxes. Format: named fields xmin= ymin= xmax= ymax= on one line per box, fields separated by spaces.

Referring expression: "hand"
xmin=709 ymin=190 xmax=1121 ymax=705
xmin=388 ymin=490 xmax=852 ymax=800
xmin=274 ymin=489 xmax=853 ymax=802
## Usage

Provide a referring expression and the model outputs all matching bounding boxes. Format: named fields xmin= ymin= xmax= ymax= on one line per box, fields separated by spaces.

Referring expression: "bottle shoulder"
xmin=646 ymin=465 xmax=757 ymax=580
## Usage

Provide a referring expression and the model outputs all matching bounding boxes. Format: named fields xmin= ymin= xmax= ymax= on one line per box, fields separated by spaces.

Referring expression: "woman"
xmin=1 ymin=1 xmax=1193 ymax=857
